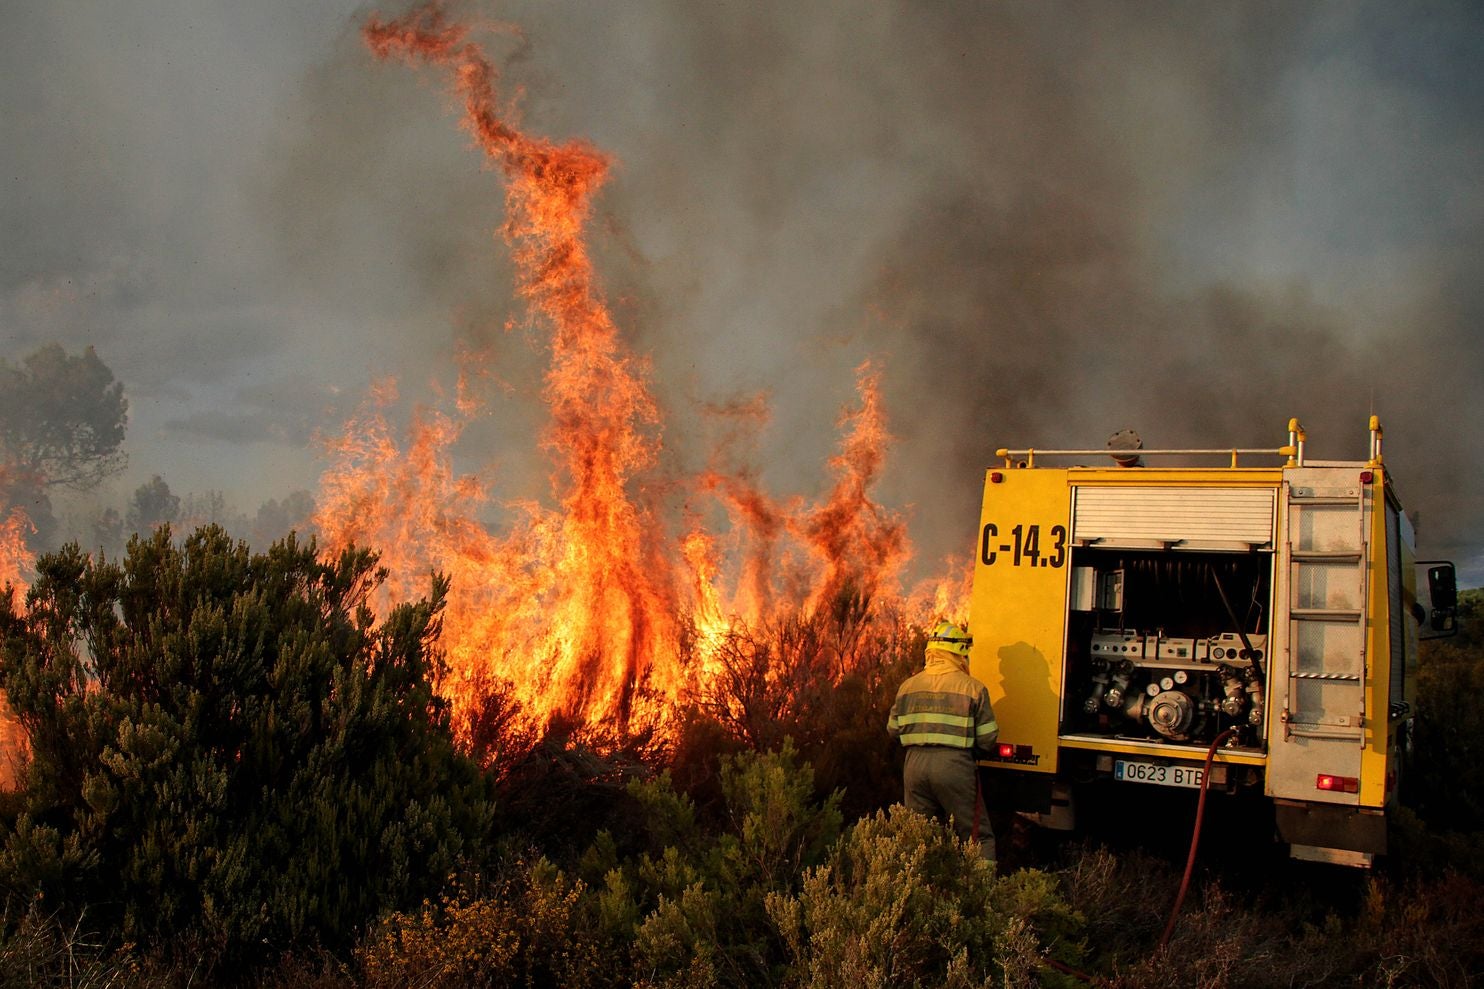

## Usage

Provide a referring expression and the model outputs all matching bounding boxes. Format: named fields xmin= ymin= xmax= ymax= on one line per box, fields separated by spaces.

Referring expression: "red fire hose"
xmin=973 ymin=771 xmax=982 ymax=843
xmin=1035 ymin=727 xmax=1238 ymax=984
xmin=1159 ymin=726 xmax=1238 ymax=950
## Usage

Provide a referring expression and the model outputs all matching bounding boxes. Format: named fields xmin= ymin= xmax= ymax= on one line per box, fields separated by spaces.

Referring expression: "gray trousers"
xmin=904 ymin=745 xmax=995 ymax=861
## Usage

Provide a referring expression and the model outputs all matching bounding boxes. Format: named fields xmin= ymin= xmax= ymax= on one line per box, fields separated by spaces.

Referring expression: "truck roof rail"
xmin=993 ymin=417 xmax=1385 ymax=470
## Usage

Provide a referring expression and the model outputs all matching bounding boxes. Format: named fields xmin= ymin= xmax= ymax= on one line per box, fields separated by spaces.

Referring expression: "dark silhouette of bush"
xmin=1409 ymin=588 xmax=1484 ymax=839
xmin=355 ymin=745 xmax=847 ymax=988
xmin=1053 ymin=840 xmax=1484 ymax=988
xmin=679 ymin=585 xmax=923 ymax=823
xmin=0 ymin=526 xmax=494 ymax=973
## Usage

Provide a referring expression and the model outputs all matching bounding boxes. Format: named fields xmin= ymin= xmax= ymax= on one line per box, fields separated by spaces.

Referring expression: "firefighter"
xmin=887 ymin=620 xmax=999 ymax=861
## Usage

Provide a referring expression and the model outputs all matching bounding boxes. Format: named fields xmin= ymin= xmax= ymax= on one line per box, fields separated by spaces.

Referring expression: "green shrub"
xmin=766 ymin=805 xmax=1082 ymax=988
xmin=357 ymin=858 xmax=615 ymax=989
xmin=719 ymin=740 xmax=844 ymax=890
xmin=572 ymin=744 xmax=846 ymax=987
xmin=0 ymin=526 xmax=493 ymax=971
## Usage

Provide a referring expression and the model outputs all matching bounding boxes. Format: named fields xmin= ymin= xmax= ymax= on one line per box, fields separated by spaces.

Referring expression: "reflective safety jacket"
xmin=887 ymin=648 xmax=999 ymax=756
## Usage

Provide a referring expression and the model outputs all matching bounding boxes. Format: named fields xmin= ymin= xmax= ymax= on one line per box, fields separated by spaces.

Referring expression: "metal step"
xmin=1285 ymin=725 xmax=1365 ymax=741
xmin=1290 ymin=550 xmax=1363 ymax=562
xmin=1290 ymin=607 xmax=1364 ymax=622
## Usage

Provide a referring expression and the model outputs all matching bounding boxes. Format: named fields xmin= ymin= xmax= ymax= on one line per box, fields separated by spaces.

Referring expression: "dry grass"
xmin=1049 ymin=840 xmax=1484 ymax=988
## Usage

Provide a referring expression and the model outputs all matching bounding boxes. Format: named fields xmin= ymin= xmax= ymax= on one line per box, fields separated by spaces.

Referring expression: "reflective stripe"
xmin=896 ymin=711 xmax=975 ymax=728
xmin=896 ymin=731 xmax=974 ymax=748
xmin=889 ymin=666 xmax=997 ymax=752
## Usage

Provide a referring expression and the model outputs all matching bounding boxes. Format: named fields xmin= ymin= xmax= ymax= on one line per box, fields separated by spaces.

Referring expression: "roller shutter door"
xmin=1072 ymin=486 xmax=1275 ymax=550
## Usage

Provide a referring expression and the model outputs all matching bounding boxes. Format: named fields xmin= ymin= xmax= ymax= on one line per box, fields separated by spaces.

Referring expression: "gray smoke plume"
xmin=3 ymin=1 xmax=1482 ymax=582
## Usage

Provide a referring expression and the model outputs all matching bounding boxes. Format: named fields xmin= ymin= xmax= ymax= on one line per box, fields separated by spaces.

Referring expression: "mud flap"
xmin=1274 ymin=799 xmax=1385 ymax=855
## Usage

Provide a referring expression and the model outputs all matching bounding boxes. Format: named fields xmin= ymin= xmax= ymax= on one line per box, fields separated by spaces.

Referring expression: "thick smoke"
xmin=3 ymin=1 xmax=1482 ymax=581
xmin=829 ymin=3 xmax=1484 ymax=575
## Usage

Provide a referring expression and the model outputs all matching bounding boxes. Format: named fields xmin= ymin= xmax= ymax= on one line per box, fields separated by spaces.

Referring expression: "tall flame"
xmin=0 ymin=483 xmax=31 ymax=792
xmin=0 ymin=464 xmax=32 ymax=598
xmin=313 ymin=2 xmax=930 ymax=746
xmin=0 ymin=507 xmax=30 ymax=599
xmin=801 ymin=361 xmax=909 ymax=613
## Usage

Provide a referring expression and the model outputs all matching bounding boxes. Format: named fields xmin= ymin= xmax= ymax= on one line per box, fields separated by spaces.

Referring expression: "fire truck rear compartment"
xmin=1061 ymin=548 xmax=1272 ymax=751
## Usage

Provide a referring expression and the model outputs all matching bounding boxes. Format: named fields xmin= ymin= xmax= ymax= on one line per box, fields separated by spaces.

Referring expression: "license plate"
xmin=1114 ymin=760 xmax=1204 ymax=789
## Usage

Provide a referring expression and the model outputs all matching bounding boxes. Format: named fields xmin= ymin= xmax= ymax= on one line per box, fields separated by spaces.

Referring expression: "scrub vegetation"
xmin=1 ymin=533 xmax=1481 ymax=987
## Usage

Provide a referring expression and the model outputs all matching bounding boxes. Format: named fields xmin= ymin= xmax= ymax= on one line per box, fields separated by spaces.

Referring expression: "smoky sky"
xmin=3 ymin=1 xmax=1483 ymax=582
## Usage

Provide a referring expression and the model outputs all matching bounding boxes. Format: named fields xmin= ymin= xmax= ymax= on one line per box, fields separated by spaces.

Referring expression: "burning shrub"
xmin=691 ymin=587 xmax=873 ymax=752
xmin=0 ymin=525 xmax=493 ymax=971
xmin=680 ymin=587 xmax=924 ymax=822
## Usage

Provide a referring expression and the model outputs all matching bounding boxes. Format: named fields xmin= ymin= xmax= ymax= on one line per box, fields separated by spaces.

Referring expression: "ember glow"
xmin=309 ymin=2 xmax=933 ymax=745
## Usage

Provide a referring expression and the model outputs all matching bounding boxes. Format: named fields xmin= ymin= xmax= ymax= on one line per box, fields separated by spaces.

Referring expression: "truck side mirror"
xmin=1427 ymin=564 xmax=1457 ymax=611
xmin=1417 ymin=561 xmax=1458 ymax=639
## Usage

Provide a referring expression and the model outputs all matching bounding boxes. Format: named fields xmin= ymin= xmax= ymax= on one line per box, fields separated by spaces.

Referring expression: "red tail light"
xmin=1316 ymin=774 xmax=1359 ymax=793
xmin=997 ymin=743 xmax=1015 ymax=759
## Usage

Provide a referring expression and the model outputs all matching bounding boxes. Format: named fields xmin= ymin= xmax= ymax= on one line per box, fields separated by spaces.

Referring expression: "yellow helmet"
xmin=927 ymin=620 xmax=972 ymax=658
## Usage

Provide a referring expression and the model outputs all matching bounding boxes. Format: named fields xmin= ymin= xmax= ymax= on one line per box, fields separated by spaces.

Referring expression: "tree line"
xmin=1 ymin=343 xmax=316 ymax=558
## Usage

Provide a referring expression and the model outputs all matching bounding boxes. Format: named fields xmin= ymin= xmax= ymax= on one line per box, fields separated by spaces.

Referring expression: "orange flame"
xmin=357 ymin=3 xmax=679 ymax=742
xmin=315 ymin=3 xmax=926 ymax=747
xmin=0 ymin=503 xmax=32 ymax=600
xmin=0 ymin=492 xmax=31 ymax=792
xmin=799 ymin=361 xmax=909 ymax=612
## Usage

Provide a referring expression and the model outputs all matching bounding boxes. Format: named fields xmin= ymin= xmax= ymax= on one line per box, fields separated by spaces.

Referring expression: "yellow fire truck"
xmin=968 ymin=417 xmax=1457 ymax=867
